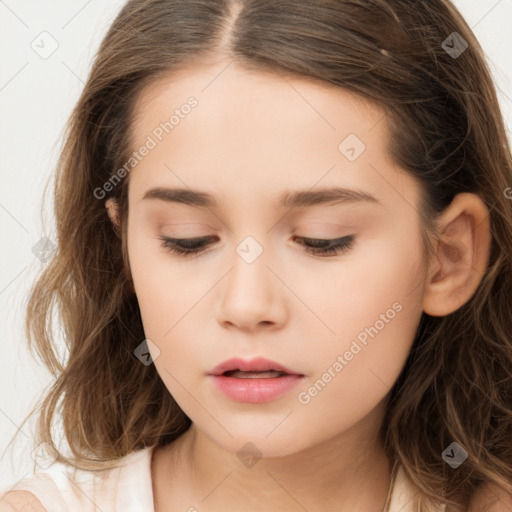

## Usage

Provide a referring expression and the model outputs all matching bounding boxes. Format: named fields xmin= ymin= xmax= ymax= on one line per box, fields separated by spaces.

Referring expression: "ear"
xmin=105 ymin=197 xmax=135 ymax=293
xmin=105 ymin=197 xmax=120 ymax=236
xmin=422 ymin=192 xmax=491 ymax=317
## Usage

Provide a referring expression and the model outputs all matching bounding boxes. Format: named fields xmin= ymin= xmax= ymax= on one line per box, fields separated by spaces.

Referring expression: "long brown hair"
xmin=5 ymin=0 xmax=512 ymax=509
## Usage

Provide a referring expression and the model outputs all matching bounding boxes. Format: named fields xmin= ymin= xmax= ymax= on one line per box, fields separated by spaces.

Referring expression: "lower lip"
xmin=210 ymin=374 xmax=304 ymax=403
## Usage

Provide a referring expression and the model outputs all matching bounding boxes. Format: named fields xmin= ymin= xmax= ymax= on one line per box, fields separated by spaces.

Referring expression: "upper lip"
xmin=208 ymin=357 xmax=304 ymax=376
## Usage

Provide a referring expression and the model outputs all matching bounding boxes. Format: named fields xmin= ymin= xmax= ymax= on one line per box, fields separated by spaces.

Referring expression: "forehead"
xmin=130 ymin=60 xmax=386 ymax=148
xmin=126 ymin=60 xmax=416 ymax=213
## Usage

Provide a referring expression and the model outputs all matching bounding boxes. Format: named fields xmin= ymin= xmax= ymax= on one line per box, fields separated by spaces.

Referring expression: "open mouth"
xmin=208 ymin=357 xmax=304 ymax=402
xmin=210 ymin=362 xmax=304 ymax=402
xmin=222 ymin=370 xmax=288 ymax=378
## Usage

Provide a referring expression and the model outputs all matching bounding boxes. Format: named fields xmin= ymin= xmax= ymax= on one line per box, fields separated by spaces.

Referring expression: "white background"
xmin=1 ymin=0 xmax=511 ymax=489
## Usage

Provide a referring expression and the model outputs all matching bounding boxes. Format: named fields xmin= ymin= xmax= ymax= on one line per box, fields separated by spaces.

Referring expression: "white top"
xmin=1 ymin=446 xmax=446 ymax=511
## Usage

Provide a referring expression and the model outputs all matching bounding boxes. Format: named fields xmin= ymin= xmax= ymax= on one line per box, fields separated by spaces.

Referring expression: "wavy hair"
xmin=5 ymin=1 xmax=512 ymax=509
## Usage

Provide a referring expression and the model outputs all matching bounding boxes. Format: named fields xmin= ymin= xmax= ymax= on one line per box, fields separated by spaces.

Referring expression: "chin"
xmin=200 ymin=423 xmax=314 ymax=460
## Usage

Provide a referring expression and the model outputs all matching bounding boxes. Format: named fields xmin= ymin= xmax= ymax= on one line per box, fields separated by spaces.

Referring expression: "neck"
xmin=155 ymin=401 xmax=394 ymax=512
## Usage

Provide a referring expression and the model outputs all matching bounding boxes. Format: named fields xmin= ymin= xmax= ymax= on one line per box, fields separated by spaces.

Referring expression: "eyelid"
xmin=161 ymin=235 xmax=215 ymax=246
xmin=158 ymin=234 xmax=356 ymax=258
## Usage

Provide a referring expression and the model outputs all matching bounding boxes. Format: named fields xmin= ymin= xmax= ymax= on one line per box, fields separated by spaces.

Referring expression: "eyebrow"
xmin=141 ymin=186 xmax=381 ymax=209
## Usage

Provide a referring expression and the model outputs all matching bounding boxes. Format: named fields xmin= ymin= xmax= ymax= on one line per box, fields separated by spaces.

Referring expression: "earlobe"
xmin=422 ymin=193 xmax=491 ymax=317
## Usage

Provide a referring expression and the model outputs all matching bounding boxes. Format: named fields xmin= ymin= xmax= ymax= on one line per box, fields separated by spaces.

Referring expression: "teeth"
xmin=224 ymin=370 xmax=286 ymax=378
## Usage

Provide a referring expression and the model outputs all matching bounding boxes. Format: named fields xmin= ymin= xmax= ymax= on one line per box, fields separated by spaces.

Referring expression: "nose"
xmin=216 ymin=239 xmax=288 ymax=332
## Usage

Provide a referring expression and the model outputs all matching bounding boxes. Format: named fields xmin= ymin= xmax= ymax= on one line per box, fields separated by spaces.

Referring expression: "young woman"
xmin=2 ymin=0 xmax=512 ymax=510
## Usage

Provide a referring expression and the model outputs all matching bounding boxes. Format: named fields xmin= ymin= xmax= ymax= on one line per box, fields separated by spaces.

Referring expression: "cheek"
xmin=127 ymin=227 xmax=213 ymax=374
xmin=299 ymin=233 xmax=425 ymax=403
xmin=299 ymin=228 xmax=424 ymax=338
xmin=127 ymin=228 xmax=182 ymax=340
xmin=292 ymin=294 xmax=421 ymax=450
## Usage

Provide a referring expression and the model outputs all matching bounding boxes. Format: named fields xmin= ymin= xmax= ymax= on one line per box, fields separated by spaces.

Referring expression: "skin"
xmin=105 ymin=58 xmax=491 ymax=512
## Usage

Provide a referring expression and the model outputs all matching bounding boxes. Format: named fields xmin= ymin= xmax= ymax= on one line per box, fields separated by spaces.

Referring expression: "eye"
xmin=159 ymin=235 xmax=355 ymax=257
xmin=159 ymin=236 xmax=215 ymax=257
xmin=293 ymin=235 xmax=355 ymax=256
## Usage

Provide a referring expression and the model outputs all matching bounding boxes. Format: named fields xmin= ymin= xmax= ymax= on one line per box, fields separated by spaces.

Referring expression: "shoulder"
xmin=468 ymin=482 xmax=512 ymax=512
xmin=0 ymin=446 xmax=154 ymax=512
xmin=0 ymin=490 xmax=47 ymax=511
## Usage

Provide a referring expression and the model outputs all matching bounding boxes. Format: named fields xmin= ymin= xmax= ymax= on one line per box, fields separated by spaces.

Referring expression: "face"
xmin=124 ymin=59 xmax=428 ymax=457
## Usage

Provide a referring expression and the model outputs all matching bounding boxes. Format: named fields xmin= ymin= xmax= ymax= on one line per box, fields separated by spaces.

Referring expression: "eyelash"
xmin=158 ymin=235 xmax=355 ymax=257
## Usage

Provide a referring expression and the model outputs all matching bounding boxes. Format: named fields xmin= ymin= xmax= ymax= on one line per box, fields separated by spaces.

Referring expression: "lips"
xmin=208 ymin=357 xmax=305 ymax=403
xmin=208 ymin=357 xmax=303 ymax=377
xmin=223 ymin=370 xmax=285 ymax=378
